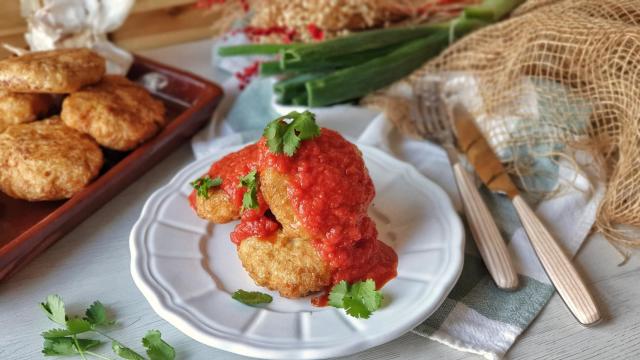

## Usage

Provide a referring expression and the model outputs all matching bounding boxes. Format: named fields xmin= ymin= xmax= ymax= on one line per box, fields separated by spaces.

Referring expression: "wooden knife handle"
xmin=512 ymin=194 xmax=601 ymax=325
xmin=453 ymin=163 xmax=519 ymax=290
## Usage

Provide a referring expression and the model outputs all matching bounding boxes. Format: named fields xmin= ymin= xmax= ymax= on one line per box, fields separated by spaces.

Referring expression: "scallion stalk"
xmin=291 ymin=93 xmax=309 ymax=106
xmin=274 ymin=73 xmax=325 ymax=104
xmin=281 ymin=24 xmax=446 ymax=65
xmin=305 ymin=19 xmax=486 ymax=107
xmin=280 ymin=43 xmax=404 ymax=72
xmin=259 ymin=61 xmax=286 ymax=76
xmin=217 ymin=0 xmax=523 ymax=107
xmin=219 ymin=43 xmax=300 ymax=56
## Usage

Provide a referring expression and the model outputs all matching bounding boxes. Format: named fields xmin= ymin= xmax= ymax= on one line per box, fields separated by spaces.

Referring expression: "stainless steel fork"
xmin=412 ymin=79 xmax=519 ymax=290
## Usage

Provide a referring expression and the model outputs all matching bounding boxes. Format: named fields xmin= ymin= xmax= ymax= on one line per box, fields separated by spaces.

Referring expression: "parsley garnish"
xmin=191 ymin=175 xmax=222 ymax=198
xmin=239 ymin=170 xmax=259 ymax=211
xmin=40 ymin=294 xmax=66 ymax=325
xmin=40 ymin=295 xmax=175 ymax=360
xmin=328 ymin=279 xmax=383 ymax=319
xmin=232 ymin=290 xmax=273 ymax=306
xmin=141 ymin=330 xmax=176 ymax=360
xmin=263 ymin=111 xmax=320 ymax=156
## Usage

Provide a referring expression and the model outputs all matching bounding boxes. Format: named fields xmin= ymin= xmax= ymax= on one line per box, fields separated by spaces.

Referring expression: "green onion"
xmin=305 ymin=19 xmax=487 ymax=107
xmin=291 ymin=93 xmax=309 ymax=106
xmin=259 ymin=61 xmax=286 ymax=76
xmin=281 ymin=24 xmax=446 ymax=65
xmin=306 ymin=34 xmax=447 ymax=107
xmin=274 ymin=73 xmax=325 ymax=104
xmin=281 ymin=43 xmax=404 ymax=72
xmin=217 ymin=0 xmax=523 ymax=107
xmin=218 ymin=43 xmax=300 ymax=56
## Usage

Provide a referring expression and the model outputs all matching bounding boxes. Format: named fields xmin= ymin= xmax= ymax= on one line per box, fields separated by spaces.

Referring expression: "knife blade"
xmin=449 ymin=103 xmax=601 ymax=326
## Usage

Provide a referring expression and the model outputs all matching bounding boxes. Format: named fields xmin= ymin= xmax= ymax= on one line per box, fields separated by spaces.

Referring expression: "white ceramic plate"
xmin=130 ymin=144 xmax=464 ymax=359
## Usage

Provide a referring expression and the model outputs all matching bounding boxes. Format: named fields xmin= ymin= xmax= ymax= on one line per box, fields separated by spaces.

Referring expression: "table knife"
xmin=451 ymin=104 xmax=601 ymax=326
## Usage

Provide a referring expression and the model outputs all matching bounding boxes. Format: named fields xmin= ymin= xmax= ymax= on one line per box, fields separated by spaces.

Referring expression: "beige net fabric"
xmin=365 ymin=0 xmax=640 ymax=248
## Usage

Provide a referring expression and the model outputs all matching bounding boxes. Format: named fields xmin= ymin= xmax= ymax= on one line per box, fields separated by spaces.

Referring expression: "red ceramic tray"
xmin=0 ymin=55 xmax=223 ymax=280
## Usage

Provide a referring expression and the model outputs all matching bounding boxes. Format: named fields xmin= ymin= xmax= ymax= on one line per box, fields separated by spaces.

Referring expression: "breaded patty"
xmin=192 ymin=188 xmax=240 ymax=223
xmin=0 ymin=49 xmax=105 ymax=93
xmin=191 ymin=144 xmax=259 ymax=223
xmin=61 ymin=75 xmax=166 ymax=151
xmin=260 ymin=168 xmax=309 ymax=239
xmin=0 ymin=117 xmax=103 ymax=201
xmin=0 ymin=91 xmax=53 ymax=132
xmin=238 ymin=232 xmax=331 ymax=298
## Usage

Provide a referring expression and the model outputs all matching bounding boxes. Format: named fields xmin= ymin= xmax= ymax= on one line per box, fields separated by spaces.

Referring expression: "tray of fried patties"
xmin=0 ymin=48 xmax=223 ymax=280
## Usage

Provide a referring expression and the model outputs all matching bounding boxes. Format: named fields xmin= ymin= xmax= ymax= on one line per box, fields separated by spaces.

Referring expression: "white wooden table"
xmin=1 ymin=40 xmax=639 ymax=360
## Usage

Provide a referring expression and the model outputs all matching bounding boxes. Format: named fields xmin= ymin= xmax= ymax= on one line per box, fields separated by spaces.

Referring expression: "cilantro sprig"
xmin=239 ymin=170 xmax=259 ymax=211
xmin=263 ymin=111 xmax=320 ymax=156
xmin=232 ymin=290 xmax=273 ymax=306
xmin=328 ymin=279 xmax=383 ymax=319
xmin=191 ymin=175 xmax=222 ymax=199
xmin=39 ymin=295 xmax=175 ymax=360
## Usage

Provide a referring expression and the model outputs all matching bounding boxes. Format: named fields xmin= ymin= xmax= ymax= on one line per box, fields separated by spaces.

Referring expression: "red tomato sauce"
xmin=188 ymin=144 xmax=280 ymax=243
xmin=190 ymin=129 xmax=398 ymax=296
xmin=258 ymin=129 xmax=398 ymax=290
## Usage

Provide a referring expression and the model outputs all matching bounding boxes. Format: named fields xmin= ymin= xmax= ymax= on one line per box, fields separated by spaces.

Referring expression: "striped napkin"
xmin=192 ymin=69 xmax=604 ymax=358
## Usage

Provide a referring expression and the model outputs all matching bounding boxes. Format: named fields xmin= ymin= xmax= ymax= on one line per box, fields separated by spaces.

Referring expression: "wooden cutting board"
xmin=0 ymin=0 xmax=226 ymax=59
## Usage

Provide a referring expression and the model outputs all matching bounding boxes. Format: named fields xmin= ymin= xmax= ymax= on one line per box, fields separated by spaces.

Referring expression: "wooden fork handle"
xmin=453 ymin=163 xmax=519 ymax=290
xmin=512 ymin=194 xmax=601 ymax=325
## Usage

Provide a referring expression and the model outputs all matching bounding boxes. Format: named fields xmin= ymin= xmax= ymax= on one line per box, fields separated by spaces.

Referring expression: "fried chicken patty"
xmin=237 ymin=232 xmax=331 ymax=298
xmin=259 ymin=167 xmax=310 ymax=239
xmin=0 ymin=48 xmax=105 ymax=93
xmin=190 ymin=157 xmax=323 ymax=297
xmin=0 ymin=117 xmax=103 ymax=201
xmin=192 ymin=187 xmax=240 ymax=223
xmin=0 ymin=91 xmax=53 ymax=132
xmin=61 ymin=75 xmax=166 ymax=151
xmin=190 ymin=128 xmax=395 ymax=299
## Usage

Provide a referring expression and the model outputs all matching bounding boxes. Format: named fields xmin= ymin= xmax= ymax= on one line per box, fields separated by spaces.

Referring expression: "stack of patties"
xmin=0 ymin=49 xmax=166 ymax=201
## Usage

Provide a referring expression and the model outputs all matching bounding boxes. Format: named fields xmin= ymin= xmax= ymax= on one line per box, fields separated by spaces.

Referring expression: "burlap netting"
xmin=364 ymin=0 xmax=640 ymax=249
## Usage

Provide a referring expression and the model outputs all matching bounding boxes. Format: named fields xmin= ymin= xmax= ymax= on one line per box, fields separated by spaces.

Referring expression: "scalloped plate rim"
xmin=130 ymin=143 xmax=464 ymax=359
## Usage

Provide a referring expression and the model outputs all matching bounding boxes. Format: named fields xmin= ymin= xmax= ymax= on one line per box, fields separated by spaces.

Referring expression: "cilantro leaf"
xmin=191 ymin=175 xmax=222 ymax=199
xmin=328 ymin=281 xmax=349 ymax=308
xmin=39 ymin=295 xmax=177 ymax=359
xmin=85 ymin=301 xmax=113 ymax=326
xmin=232 ymin=289 xmax=273 ymax=306
xmin=328 ymin=279 xmax=383 ymax=319
xmin=282 ymin=111 xmax=321 ymax=156
xmin=263 ymin=118 xmax=285 ymax=153
xmin=242 ymin=186 xmax=258 ymax=210
xmin=40 ymin=295 xmax=67 ymax=325
xmin=42 ymin=328 xmax=72 ymax=339
xmin=239 ymin=170 xmax=257 ymax=188
xmin=262 ymin=111 xmax=320 ymax=156
xmin=42 ymin=337 xmax=101 ymax=356
xmin=343 ymin=297 xmax=371 ymax=319
xmin=142 ymin=330 xmax=176 ymax=360
xmin=43 ymin=337 xmax=74 ymax=356
xmin=112 ymin=340 xmax=145 ymax=360
xmin=66 ymin=318 xmax=93 ymax=335
xmin=351 ymin=279 xmax=382 ymax=312
xmin=239 ymin=170 xmax=259 ymax=211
